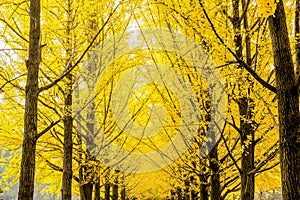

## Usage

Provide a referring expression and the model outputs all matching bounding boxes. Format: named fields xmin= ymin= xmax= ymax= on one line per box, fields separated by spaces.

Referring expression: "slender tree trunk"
xmin=83 ymin=180 xmax=93 ymax=200
xmin=209 ymin=145 xmax=221 ymax=200
xmin=120 ymin=187 xmax=126 ymax=200
xmin=268 ymin=1 xmax=300 ymax=199
xmin=62 ymin=0 xmax=73 ymax=199
xmin=105 ymin=182 xmax=111 ymax=200
xmin=199 ymin=167 xmax=208 ymax=200
xmin=241 ymin=2 xmax=255 ymax=198
xmin=94 ymin=181 xmax=101 ymax=200
xmin=112 ymin=184 xmax=118 ymax=200
xmin=191 ymin=189 xmax=198 ymax=200
xmin=231 ymin=1 xmax=255 ymax=199
xmin=170 ymin=189 xmax=176 ymax=200
xmin=184 ymin=179 xmax=190 ymax=200
xmin=176 ymin=187 xmax=183 ymax=200
xmin=238 ymin=97 xmax=255 ymax=200
xmin=18 ymin=0 xmax=40 ymax=199
xmin=62 ymin=75 xmax=73 ymax=200
xmin=79 ymin=164 xmax=93 ymax=200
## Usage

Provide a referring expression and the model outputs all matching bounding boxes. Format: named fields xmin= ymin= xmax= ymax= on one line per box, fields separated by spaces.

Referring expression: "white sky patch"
xmin=286 ymin=1 xmax=293 ymax=8
xmin=0 ymin=93 xmax=4 ymax=103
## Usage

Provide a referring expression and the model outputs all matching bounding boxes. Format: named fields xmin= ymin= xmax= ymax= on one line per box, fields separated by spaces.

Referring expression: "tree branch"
xmin=0 ymin=73 xmax=26 ymax=91
xmin=198 ymin=0 xmax=277 ymax=93
xmin=0 ymin=19 xmax=29 ymax=43
xmin=38 ymin=3 xmax=120 ymax=93
xmin=35 ymin=119 xmax=61 ymax=140
xmin=221 ymin=123 xmax=242 ymax=174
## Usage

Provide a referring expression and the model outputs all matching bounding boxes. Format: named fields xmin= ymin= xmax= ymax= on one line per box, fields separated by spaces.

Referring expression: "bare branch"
xmin=35 ymin=119 xmax=61 ymax=140
xmin=221 ymin=123 xmax=242 ymax=174
xmin=0 ymin=19 xmax=29 ymax=43
xmin=0 ymin=73 xmax=26 ymax=91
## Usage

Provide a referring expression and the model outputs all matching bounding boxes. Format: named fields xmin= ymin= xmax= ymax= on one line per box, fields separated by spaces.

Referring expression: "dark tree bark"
xmin=209 ymin=145 xmax=221 ymax=200
xmin=238 ymin=97 xmax=255 ymax=200
xmin=184 ymin=179 xmax=190 ymax=200
xmin=191 ymin=189 xmax=198 ymax=200
xmin=120 ymin=187 xmax=126 ymax=200
xmin=105 ymin=182 xmax=111 ymax=200
xmin=94 ymin=181 xmax=101 ymax=200
xmin=231 ymin=1 xmax=255 ymax=199
xmin=18 ymin=0 xmax=40 ymax=199
xmin=62 ymin=76 xmax=73 ymax=200
xmin=199 ymin=167 xmax=208 ymax=200
xmin=170 ymin=189 xmax=176 ymax=200
xmin=268 ymin=1 xmax=300 ymax=200
xmin=176 ymin=187 xmax=183 ymax=200
xmin=79 ymin=163 xmax=93 ymax=200
xmin=112 ymin=184 xmax=118 ymax=200
xmin=61 ymin=0 xmax=73 ymax=199
xmin=82 ymin=179 xmax=93 ymax=200
xmin=294 ymin=0 xmax=300 ymax=184
xmin=295 ymin=0 xmax=300 ymax=77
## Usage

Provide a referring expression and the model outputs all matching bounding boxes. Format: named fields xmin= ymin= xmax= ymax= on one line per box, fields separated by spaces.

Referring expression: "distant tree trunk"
xmin=80 ymin=63 xmax=96 ymax=200
xmin=105 ymin=182 xmax=111 ymax=200
xmin=61 ymin=0 xmax=73 ymax=199
xmin=120 ymin=187 xmax=126 ymax=200
xmin=176 ymin=187 xmax=183 ymax=200
xmin=62 ymin=73 xmax=73 ymax=200
xmin=191 ymin=189 xmax=198 ymax=200
xmin=209 ymin=145 xmax=221 ymax=200
xmin=18 ymin=0 xmax=41 ymax=199
xmin=112 ymin=184 xmax=118 ymax=200
xmin=199 ymin=167 xmax=208 ymax=200
xmin=80 ymin=99 xmax=95 ymax=200
xmin=184 ymin=179 xmax=190 ymax=200
xmin=82 ymin=180 xmax=93 ymax=200
xmin=94 ymin=181 xmax=101 ymax=200
xmin=79 ymin=164 xmax=93 ymax=200
xmin=268 ymin=1 xmax=300 ymax=199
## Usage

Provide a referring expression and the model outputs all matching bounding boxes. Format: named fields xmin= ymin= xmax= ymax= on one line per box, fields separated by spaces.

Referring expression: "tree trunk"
xmin=199 ymin=167 xmax=208 ymax=200
xmin=105 ymin=182 xmax=111 ymax=200
xmin=268 ymin=1 xmax=300 ymax=199
xmin=94 ymin=181 xmax=101 ymax=200
xmin=209 ymin=145 xmax=221 ymax=200
xmin=184 ymin=179 xmax=190 ymax=200
xmin=176 ymin=187 xmax=183 ymax=200
xmin=82 ymin=181 xmax=93 ymax=200
xmin=295 ymin=0 xmax=300 ymax=77
xmin=238 ymin=97 xmax=255 ymax=200
xmin=294 ymin=0 xmax=300 ymax=185
xmin=61 ymin=0 xmax=73 ymax=199
xmin=191 ymin=189 xmax=198 ymax=200
xmin=79 ymin=165 xmax=93 ymax=200
xmin=112 ymin=184 xmax=118 ymax=200
xmin=120 ymin=187 xmax=126 ymax=200
xmin=62 ymin=79 xmax=73 ymax=200
xmin=18 ymin=0 xmax=40 ymax=199
xmin=231 ymin=0 xmax=255 ymax=199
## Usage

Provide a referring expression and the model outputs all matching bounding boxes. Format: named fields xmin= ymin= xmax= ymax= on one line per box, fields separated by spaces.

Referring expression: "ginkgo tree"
xmin=0 ymin=0 xmax=299 ymax=199
xmin=0 ymin=0 xmax=132 ymax=199
xmin=142 ymin=1 xmax=282 ymax=200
